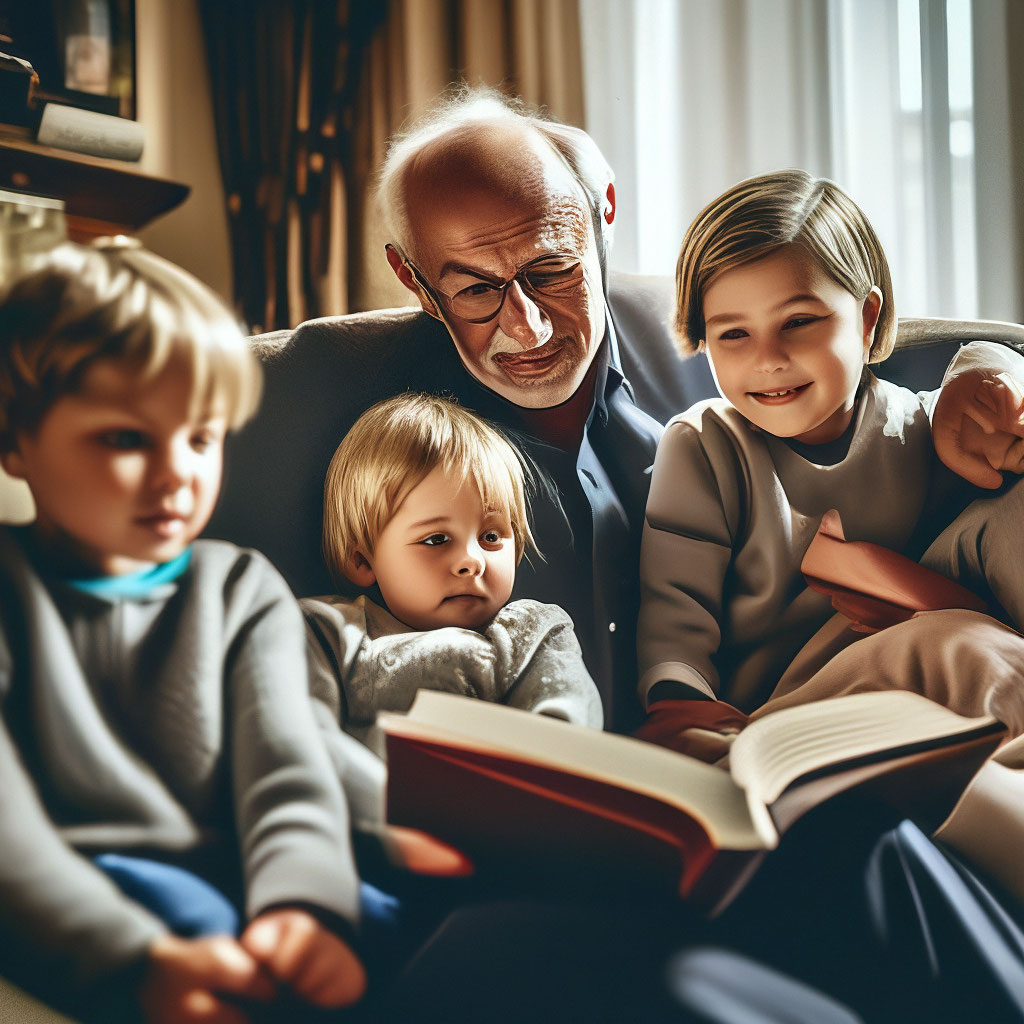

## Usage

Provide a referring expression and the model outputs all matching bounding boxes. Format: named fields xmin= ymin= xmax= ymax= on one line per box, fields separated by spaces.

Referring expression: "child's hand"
xmin=381 ymin=824 xmax=475 ymax=876
xmin=933 ymin=369 xmax=1024 ymax=487
xmin=633 ymin=699 xmax=749 ymax=763
xmin=241 ymin=908 xmax=367 ymax=1009
xmin=140 ymin=932 xmax=274 ymax=1024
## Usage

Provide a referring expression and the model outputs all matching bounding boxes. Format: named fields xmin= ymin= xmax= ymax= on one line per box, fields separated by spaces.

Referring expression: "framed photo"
xmin=0 ymin=0 xmax=137 ymax=119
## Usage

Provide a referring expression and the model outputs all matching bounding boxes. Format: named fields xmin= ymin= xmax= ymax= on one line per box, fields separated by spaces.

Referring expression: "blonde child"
xmin=637 ymin=169 xmax=1024 ymax=759
xmin=0 ymin=240 xmax=366 ymax=1022
xmin=303 ymin=393 xmax=602 ymax=758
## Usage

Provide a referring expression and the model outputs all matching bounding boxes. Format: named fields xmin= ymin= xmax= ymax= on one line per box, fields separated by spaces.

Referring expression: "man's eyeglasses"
xmin=405 ymin=253 xmax=586 ymax=324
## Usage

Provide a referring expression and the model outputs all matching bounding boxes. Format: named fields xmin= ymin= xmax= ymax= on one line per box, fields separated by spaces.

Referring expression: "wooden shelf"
xmin=0 ymin=136 xmax=190 ymax=239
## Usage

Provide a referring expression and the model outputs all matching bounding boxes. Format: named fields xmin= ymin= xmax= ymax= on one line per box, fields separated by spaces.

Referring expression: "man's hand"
xmin=241 ymin=908 xmax=366 ymax=1009
xmin=140 ymin=932 xmax=274 ymax=1024
xmin=933 ymin=369 xmax=1024 ymax=487
xmin=633 ymin=699 xmax=749 ymax=763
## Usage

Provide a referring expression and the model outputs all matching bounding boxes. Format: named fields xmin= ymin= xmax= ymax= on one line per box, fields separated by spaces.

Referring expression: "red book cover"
xmin=801 ymin=509 xmax=988 ymax=633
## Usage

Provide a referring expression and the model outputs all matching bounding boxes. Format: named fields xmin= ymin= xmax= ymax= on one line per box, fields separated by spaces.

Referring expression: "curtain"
xmin=579 ymin=0 xmax=1024 ymax=323
xmin=201 ymin=0 xmax=585 ymax=328
xmin=200 ymin=1 xmax=386 ymax=332
xmin=971 ymin=0 xmax=1024 ymax=322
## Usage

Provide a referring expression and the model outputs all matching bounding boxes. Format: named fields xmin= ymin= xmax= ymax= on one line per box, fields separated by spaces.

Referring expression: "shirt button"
xmin=608 ymin=622 xmax=616 ymax=632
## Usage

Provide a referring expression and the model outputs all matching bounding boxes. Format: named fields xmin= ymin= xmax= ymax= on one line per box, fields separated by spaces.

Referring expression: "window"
xmin=580 ymin=0 xmax=994 ymax=320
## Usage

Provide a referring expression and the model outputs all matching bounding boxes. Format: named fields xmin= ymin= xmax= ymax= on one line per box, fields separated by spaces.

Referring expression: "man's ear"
xmin=385 ymin=245 xmax=441 ymax=320
xmin=862 ymin=286 xmax=883 ymax=355
xmin=602 ymin=182 xmax=616 ymax=226
xmin=344 ymin=549 xmax=377 ymax=589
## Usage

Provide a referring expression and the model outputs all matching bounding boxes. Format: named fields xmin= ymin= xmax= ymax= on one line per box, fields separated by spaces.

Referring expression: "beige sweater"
xmin=637 ymin=372 xmax=944 ymax=712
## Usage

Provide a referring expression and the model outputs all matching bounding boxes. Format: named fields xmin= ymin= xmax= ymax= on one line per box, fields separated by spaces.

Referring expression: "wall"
xmin=134 ymin=0 xmax=233 ymax=303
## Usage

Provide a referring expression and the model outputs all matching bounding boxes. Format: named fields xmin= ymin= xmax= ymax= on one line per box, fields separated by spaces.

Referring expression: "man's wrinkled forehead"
xmin=401 ymin=123 xmax=590 ymax=263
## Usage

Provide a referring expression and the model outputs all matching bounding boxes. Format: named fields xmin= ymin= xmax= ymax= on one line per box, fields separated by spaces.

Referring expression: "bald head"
xmin=409 ymin=122 xmax=561 ymax=196
xmin=401 ymin=123 xmax=590 ymax=267
xmin=377 ymin=87 xmax=614 ymax=260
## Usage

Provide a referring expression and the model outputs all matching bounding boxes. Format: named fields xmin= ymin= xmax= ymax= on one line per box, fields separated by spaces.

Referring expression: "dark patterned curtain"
xmin=201 ymin=0 xmax=584 ymax=325
xmin=200 ymin=0 xmax=385 ymax=332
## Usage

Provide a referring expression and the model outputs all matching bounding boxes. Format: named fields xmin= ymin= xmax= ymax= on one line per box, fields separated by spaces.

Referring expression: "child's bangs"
xmin=130 ymin=289 xmax=262 ymax=428
xmin=797 ymin=213 xmax=871 ymax=299
xmin=457 ymin=433 xmax=534 ymax=559
xmin=466 ymin=444 xmax=521 ymax=521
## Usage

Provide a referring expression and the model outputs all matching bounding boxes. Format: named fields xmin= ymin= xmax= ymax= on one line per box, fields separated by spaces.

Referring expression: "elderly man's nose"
xmin=499 ymin=280 xmax=551 ymax=350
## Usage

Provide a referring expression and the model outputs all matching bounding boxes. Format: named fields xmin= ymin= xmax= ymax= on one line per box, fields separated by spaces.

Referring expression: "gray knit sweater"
xmin=304 ymin=595 xmax=603 ymax=759
xmin=0 ymin=529 xmax=360 ymax=989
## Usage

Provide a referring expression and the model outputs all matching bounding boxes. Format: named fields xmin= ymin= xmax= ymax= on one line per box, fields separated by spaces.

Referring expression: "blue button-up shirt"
xmin=446 ymin=316 xmax=663 ymax=731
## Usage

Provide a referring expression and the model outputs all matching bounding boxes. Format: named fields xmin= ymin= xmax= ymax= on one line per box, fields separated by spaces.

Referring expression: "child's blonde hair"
xmin=322 ymin=394 xmax=536 ymax=585
xmin=675 ymin=169 xmax=895 ymax=363
xmin=0 ymin=238 xmax=261 ymax=450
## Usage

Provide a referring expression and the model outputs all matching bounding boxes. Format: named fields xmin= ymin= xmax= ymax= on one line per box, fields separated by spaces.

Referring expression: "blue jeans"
xmin=93 ymin=853 xmax=241 ymax=937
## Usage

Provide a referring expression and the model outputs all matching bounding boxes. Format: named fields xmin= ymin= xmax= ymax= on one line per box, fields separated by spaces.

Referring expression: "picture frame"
xmin=0 ymin=0 xmax=137 ymax=120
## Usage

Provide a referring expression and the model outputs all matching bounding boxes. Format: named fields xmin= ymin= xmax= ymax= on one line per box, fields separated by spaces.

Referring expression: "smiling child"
xmin=303 ymin=393 xmax=602 ymax=756
xmin=636 ymin=169 xmax=1024 ymax=760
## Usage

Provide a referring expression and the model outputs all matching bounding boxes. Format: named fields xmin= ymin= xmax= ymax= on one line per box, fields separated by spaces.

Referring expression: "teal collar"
xmin=65 ymin=547 xmax=193 ymax=598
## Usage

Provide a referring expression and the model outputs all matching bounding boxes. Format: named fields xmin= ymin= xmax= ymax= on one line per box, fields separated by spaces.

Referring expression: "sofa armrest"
xmin=0 ymin=976 xmax=78 ymax=1023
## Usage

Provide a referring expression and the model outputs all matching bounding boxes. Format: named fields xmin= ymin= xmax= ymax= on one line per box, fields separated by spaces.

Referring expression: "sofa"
xmin=1 ymin=273 xmax=1022 ymax=1023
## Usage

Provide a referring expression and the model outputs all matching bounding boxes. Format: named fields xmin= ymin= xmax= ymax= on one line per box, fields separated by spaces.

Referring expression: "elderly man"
xmin=372 ymin=91 xmax=661 ymax=731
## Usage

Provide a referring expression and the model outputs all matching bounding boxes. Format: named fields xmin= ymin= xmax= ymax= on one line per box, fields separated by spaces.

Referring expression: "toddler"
xmin=0 ymin=240 xmax=365 ymax=1022
xmin=637 ymin=169 xmax=1024 ymax=758
xmin=303 ymin=392 xmax=602 ymax=758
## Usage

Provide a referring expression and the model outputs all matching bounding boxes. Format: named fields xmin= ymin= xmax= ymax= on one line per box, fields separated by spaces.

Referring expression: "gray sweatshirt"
xmin=639 ymin=340 xmax=1024 ymax=713
xmin=0 ymin=529 xmax=360 ymax=990
xmin=638 ymin=372 xmax=941 ymax=712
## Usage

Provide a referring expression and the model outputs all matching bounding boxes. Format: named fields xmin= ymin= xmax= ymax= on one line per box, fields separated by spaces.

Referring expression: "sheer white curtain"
xmin=580 ymin=0 xmax=1022 ymax=322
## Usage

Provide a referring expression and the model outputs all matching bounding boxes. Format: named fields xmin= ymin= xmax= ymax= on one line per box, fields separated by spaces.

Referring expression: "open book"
xmin=801 ymin=508 xmax=988 ymax=632
xmin=380 ymin=690 xmax=1004 ymax=914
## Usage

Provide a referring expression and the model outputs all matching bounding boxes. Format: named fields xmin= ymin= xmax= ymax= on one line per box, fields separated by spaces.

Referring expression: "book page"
xmin=729 ymin=691 xmax=998 ymax=817
xmin=382 ymin=693 xmax=764 ymax=850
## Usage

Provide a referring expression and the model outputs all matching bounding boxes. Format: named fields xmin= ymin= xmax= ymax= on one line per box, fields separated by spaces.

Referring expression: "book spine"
xmin=36 ymin=103 xmax=145 ymax=162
